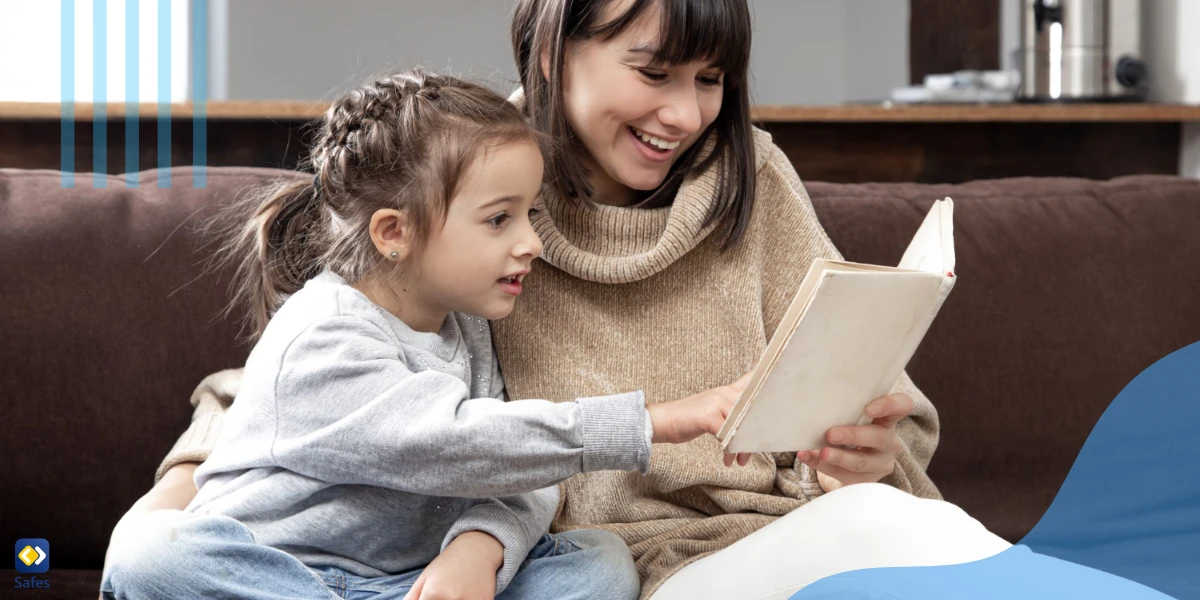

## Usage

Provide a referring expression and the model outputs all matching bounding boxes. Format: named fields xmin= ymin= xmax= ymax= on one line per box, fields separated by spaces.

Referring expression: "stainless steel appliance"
xmin=1018 ymin=0 xmax=1148 ymax=101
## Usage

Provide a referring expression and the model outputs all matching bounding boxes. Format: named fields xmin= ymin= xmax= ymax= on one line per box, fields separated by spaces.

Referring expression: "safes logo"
xmin=13 ymin=539 xmax=51 ymax=591
xmin=14 ymin=539 xmax=49 ymax=574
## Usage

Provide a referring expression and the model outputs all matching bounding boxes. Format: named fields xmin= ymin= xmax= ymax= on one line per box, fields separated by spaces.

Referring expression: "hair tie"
xmin=311 ymin=173 xmax=322 ymax=200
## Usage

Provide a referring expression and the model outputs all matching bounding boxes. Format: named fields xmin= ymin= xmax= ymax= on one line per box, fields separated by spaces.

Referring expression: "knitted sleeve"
xmin=154 ymin=368 xmax=243 ymax=483
xmin=755 ymin=137 xmax=942 ymax=501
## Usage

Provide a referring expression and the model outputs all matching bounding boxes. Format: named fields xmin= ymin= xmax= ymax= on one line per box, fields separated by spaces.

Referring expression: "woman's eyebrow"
xmin=627 ymin=46 xmax=722 ymax=69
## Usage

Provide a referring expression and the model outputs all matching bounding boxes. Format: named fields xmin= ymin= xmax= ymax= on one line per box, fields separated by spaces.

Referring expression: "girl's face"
xmin=560 ymin=0 xmax=725 ymax=204
xmin=413 ymin=139 xmax=545 ymax=324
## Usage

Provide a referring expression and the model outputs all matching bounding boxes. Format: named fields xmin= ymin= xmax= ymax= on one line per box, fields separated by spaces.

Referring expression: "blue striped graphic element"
xmin=157 ymin=0 xmax=171 ymax=188
xmin=192 ymin=0 xmax=207 ymax=188
xmin=93 ymin=0 xmax=107 ymax=187
xmin=125 ymin=0 xmax=139 ymax=186
xmin=61 ymin=0 xmax=75 ymax=187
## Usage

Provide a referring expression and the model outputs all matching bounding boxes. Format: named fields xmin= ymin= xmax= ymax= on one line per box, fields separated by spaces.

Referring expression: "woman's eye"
xmin=699 ymin=75 xmax=724 ymax=87
xmin=639 ymin=69 xmax=668 ymax=82
xmin=487 ymin=213 xmax=510 ymax=229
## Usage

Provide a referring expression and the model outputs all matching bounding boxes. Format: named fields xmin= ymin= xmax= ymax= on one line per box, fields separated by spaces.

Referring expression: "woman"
xmin=114 ymin=0 xmax=1010 ymax=598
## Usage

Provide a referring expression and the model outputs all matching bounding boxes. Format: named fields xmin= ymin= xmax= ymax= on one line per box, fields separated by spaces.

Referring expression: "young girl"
xmin=100 ymin=70 xmax=748 ymax=600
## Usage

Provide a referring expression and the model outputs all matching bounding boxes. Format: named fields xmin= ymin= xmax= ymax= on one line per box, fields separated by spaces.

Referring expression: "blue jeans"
xmin=101 ymin=511 xmax=639 ymax=600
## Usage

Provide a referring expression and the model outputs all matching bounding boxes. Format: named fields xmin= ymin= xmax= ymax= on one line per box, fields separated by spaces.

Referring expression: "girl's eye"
xmin=528 ymin=207 xmax=541 ymax=219
xmin=699 ymin=74 xmax=724 ymax=87
xmin=487 ymin=213 xmax=510 ymax=229
xmin=639 ymin=69 xmax=668 ymax=82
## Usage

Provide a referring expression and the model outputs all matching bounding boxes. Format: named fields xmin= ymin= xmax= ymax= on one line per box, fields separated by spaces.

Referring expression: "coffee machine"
xmin=1018 ymin=0 xmax=1148 ymax=101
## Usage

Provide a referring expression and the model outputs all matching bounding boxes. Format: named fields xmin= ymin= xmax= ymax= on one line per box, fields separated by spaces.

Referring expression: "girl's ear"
xmin=369 ymin=208 xmax=411 ymax=261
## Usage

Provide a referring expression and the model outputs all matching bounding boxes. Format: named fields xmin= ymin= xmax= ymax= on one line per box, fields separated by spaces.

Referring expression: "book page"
xmin=898 ymin=198 xmax=955 ymax=274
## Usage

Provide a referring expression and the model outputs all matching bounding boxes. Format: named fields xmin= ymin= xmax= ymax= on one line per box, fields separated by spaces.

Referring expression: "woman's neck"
xmin=583 ymin=157 xmax=637 ymax=208
xmin=351 ymin=275 xmax=446 ymax=334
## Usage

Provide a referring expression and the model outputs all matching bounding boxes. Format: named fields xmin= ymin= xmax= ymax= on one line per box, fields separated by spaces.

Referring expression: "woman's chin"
xmin=617 ymin=169 xmax=671 ymax=193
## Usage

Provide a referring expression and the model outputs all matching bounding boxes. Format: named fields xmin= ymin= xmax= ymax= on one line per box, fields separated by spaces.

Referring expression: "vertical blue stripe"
xmin=192 ymin=0 xmax=207 ymax=188
xmin=125 ymin=0 xmax=139 ymax=186
xmin=157 ymin=0 xmax=171 ymax=188
xmin=61 ymin=0 xmax=75 ymax=187
xmin=93 ymin=0 xmax=107 ymax=187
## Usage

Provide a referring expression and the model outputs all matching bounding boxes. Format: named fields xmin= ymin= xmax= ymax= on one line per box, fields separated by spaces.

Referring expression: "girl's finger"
xmin=737 ymin=452 xmax=751 ymax=466
xmin=723 ymin=453 xmax=735 ymax=467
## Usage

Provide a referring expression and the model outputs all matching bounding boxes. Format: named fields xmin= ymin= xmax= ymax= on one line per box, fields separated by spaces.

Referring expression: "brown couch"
xmin=3 ymin=166 xmax=1199 ymax=598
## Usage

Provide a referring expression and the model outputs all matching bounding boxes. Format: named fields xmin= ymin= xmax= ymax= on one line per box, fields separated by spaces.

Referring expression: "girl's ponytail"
xmin=210 ymin=177 xmax=326 ymax=339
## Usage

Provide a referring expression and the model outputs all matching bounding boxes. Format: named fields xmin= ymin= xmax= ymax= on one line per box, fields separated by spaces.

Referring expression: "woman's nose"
xmin=658 ymin=85 xmax=703 ymax=134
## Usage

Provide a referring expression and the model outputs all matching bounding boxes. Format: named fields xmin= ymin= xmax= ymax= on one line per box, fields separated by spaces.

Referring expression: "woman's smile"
xmin=627 ymin=125 xmax=682 ymax=163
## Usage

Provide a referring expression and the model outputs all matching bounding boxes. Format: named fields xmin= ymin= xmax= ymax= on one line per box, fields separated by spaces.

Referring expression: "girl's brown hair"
xmin=210 ymin=69 xmax=538 ymax=338
xmin=511 ymin=0 xmax=755 ymax=249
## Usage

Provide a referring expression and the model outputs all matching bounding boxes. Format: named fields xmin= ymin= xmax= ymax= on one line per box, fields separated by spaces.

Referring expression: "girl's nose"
xmin=516 ymin=224 xmax=543 ymax=259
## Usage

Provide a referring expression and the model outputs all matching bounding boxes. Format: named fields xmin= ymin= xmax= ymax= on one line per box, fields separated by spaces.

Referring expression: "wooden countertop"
xmin=4 ymin=100 xmax=1200 ymax=122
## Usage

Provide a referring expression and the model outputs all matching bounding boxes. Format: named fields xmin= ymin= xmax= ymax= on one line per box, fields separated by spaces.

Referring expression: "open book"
xmin=717 ymin=198 xmax=957 ymax=453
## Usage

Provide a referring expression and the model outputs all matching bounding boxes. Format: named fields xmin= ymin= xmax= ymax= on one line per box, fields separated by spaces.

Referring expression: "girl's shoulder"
xmin=260 ymin=272 xmax=397 ymax=354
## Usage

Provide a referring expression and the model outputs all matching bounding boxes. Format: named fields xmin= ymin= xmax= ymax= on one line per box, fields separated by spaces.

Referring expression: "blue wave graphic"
xmin=792 ymin=340 xmax=1200 ymax=599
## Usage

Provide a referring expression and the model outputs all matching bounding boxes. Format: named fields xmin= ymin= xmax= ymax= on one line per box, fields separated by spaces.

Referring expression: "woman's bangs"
xmin=656 ymin=0 xmax=749 ymax=74
xmin=595 ymin=0 xmax=750 ymax=75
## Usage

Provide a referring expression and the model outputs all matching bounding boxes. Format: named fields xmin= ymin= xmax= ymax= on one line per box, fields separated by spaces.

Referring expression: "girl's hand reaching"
xmin=646 ymin=373 xmax=754 ymax=468
xmin=403 ymin=531 xmax=503 ymax=600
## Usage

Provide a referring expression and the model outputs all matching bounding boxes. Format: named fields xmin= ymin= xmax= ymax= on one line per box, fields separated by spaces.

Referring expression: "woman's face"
xmin=560 ymin=0 xmax=725 ymax=203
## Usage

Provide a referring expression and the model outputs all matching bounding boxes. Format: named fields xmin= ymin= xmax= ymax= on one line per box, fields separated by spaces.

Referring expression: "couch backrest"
xmin=0 ymin=167 xmax=304 ymax=568
xmin=3 ymin=167 xmax=1198 ymax=568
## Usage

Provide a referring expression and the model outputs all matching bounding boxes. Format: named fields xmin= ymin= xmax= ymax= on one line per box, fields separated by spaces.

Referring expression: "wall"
xmin=1142 ymin=0 xmax=1200 ymax=177
xmin=212 ymin=0 xmax=909 ymax=106
xmin=222 ymin=0 xmax=518 ymax=102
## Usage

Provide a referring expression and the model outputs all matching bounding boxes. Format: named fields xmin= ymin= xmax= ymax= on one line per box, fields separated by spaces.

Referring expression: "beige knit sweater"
xmin=159 ymin=129 xmax=941 ymax=598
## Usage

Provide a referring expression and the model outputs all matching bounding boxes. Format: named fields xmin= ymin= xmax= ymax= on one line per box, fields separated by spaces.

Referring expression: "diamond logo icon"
xmin=14 ymin=539 xmax=49 ymax=573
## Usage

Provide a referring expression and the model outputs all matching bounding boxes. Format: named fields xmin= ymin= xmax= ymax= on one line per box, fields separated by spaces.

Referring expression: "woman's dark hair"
xmin=208 ymin=69 xmax=539 ymax=338
xmin=512 ymin=0 xmax=755 ymax=248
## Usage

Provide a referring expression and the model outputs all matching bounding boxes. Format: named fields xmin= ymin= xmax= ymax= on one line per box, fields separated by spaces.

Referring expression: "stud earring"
xmin=390 ymin=251 xmax=399 ymax=259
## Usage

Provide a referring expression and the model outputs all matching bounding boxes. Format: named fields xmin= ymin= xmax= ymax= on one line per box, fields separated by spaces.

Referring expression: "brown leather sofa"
xmin=3 ymin=166 xmax=1198 ymax=598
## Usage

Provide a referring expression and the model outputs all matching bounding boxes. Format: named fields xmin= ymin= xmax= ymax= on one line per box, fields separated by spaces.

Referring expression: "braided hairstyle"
xmin=210 ymin=69 xmax=540 ymax=338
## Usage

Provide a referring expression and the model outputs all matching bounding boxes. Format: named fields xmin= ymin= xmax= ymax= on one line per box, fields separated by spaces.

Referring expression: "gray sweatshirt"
xmin=186 ymin=271 xmax=651 ymax=591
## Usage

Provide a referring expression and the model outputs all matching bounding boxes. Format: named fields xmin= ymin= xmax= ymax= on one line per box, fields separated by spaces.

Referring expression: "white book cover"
xmin=717 ymin=198 xmax=957 ymax=453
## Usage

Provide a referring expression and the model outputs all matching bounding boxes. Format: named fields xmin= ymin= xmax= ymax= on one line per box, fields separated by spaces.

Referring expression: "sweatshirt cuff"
xmin=576 ymin=391 xmax=650 ymax=475
xmin=441 ymin=502 xmax=533 ymax=594
xmin=154 ymin=411 xmax=225 ymax=483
